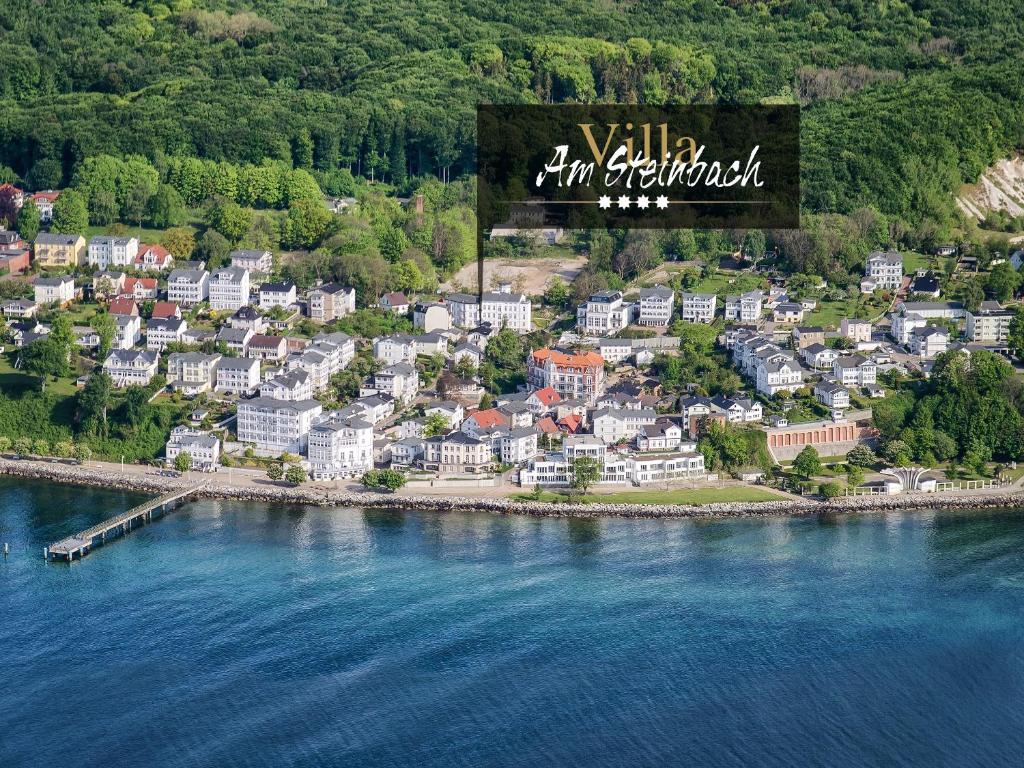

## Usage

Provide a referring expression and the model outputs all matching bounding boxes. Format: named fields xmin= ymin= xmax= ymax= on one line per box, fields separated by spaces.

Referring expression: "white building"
xmin=755 ymin=358 xmax=804 ymax=396
xmin=88 ymin=236 xmax=139 ymax=269
xmin=373 ymin=334 xmax=417 ymax=365
xmin=215 ymin=356 xmax=261 ymax=394
xmin=966 ymin=301 xmax=1014 ymax=344
xmin=33 ymin=275 xmax=75 ymax=306
xmin=102 ymin=349 xmax=159 ymax=387
xmin=236 ymin=397 xmax=323 ymax=455
xmin=308 ymin=283 xmax=356 ymax=323
xmin=636 ymin=419 xmax=684 ymax=452
xmin=364 ymin=362 xmax=419 ymax=406
xmin=814 ymin=381 xmax=851 ymax=410
xmin=230 ymin=249 xmax=273 ymax=274
xmin=216 ymin=326 xmax=254 ymax=357
xmin=146 ymin=317 xmax=188 ymax=351
xmin=413 ymin=301 xmax=452 ymax=333
xmin=167 ymin=269 xmax=210 ymax=307
xmin=724 ymin=290 xmax=763 ymax=323
xmin=637 ymin=285 xmax=674 ymax=326
xmin=865 ymin=250 xmax=903 ymax=290
xmin=285 ymin=332 xmax=354 ymax=393
xmin=165 ymin=426 xmax=220 ymax=470
xmin=167 ymin=352 xmax=221 ymax=395
xmin=591 ymin=407 xmax=658 ymax=444
xmin=710 ymin=396 xmax=763 ymax=423
xmin=833 ymin=355 xmax=877 ymax=387
xmin=259 ymin=281 xmax=297 ymax=310
xmin=802 ymin=343 xmax=839 ymax=370
xmin=840 ymin=318 xmax=872 ymax=344
xmin=446 ymin=293 xmax=481 ymax=328
xmin=482 ymin=286 xmax=532 ymax=332
xmin=498 ymin=427 xmax=539 ymax=464
xmin=306 ymin=413 xmax=374 ymax=479
xmin=208 ymin=267 xmax=250 ymax=312
xmin=890 ymin=310 xmax=928 ymax=345
xmin=425 ymin=401 xmax=464 ymax=429
xmin=895 ymin=301 xmax=965 ymax=320
xmin=114 ymin=314 xmax=142 ymax=350
xmin=577 ymin=291 xmax=632 ymax=335
xmin=680 ymin=292 xmax=716 ymax=323
xmin=909 ymin=326 xmax=950 ymax=358
xmin=261 ymin=369 xmax=314 ymax=402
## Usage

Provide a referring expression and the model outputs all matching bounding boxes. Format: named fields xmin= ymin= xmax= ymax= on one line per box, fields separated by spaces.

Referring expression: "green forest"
xmin=1 ymin=0 xmax=1023 ymax=233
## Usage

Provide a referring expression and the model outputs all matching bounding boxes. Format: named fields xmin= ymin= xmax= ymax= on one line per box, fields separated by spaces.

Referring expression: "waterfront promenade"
xmin=2 ymin=456 xmax=1024 ymax=520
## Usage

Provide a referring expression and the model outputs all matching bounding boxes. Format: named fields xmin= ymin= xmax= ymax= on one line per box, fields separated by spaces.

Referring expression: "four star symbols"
xmin=593 ymin=194 xmax=672 ymax=210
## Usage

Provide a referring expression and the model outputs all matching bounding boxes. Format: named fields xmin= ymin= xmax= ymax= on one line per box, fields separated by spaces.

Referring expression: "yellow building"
xmin=34 ymin=233 xmax=86 ymax=268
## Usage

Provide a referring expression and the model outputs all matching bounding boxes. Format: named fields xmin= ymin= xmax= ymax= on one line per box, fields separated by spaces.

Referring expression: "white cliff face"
xmin=956 ymin=153 xmax=1024 ymax=220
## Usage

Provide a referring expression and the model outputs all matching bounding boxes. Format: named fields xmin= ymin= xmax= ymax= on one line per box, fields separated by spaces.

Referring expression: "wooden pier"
xmin=47 ymin=484 xmax=205 ymax=561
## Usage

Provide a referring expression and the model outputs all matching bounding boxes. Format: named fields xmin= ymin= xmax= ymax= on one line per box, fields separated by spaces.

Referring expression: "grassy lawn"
xmin=0 ymin=353 xmax=80 ymax=397
xmin=806 ymin=294 xmax=889 ymax=328
xmin=511 ymin=486 xmax=781 ymax=505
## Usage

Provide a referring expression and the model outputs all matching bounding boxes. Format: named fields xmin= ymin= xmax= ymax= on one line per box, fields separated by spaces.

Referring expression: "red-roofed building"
xmin=527 ymin=348 xmax=606 ymax=401
xmin=461 ymin=408 xmax=509 ymax=439
xmin=380 ymin=292 xmax=410 ymax=314
xmin=135 ymin=243 xmax=173 ymax=271
xmin=108 ymin=297 xmax=139 ymax=317
xmin=28 ymin=190 xmax=60 ymax=223
xmin=536 ymin=416 xmax=559 ymax=434
xmin=121 ymin=277 xmax=158 ymax=300
xmin=151 ymin=301 xmax=180 ymax=320
xmin=0 ymin=183 xmax=25 ymax=212
xmin=526 ymin=386 xmax=561 ymax=414
xmin=558 ymin=414 xmax=583 ymax=434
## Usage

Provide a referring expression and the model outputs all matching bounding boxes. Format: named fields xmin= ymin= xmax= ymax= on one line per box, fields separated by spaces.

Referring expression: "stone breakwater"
xmin=2 ymin=458 xmax=1023 ymax=519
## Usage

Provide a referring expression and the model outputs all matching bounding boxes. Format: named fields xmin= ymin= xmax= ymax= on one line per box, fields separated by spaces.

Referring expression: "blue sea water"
xmin=3 ymin=477 xmax=1024 ymax=767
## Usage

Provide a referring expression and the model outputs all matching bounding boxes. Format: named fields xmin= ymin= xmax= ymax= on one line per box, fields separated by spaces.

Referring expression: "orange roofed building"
xmin=527 ymin=348 xmax=606 ymax=402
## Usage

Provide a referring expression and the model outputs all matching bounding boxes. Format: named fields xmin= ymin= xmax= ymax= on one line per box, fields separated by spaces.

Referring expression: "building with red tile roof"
xmin=527 ymin=348 xmax=606 ymax=401
xmin=108 ymin=297 xmax=139 ymax=316
xmin=151 ymin=301 xmax=181 ymax=320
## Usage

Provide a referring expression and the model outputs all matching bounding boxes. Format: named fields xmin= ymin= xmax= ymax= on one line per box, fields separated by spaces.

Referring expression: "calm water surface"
xmin=3 ymin=477 xmax=1024 ymax=767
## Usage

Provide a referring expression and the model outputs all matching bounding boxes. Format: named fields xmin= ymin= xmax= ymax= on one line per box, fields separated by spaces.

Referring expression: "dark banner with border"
xmin=477 ymin=104 xmax=799 ymax=236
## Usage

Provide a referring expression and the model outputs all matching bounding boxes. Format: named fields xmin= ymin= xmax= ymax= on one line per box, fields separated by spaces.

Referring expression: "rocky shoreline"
xmin=2 ymin=458 xmax=1023 ymax=520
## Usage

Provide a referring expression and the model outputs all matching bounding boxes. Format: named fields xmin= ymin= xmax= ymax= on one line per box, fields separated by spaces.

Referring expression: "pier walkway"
xmin=47 ymin=484 xmax=205 ymax=561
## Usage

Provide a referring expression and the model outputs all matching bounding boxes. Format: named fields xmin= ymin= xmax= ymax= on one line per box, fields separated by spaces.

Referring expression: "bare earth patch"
xmin=441 ymin=255 xmax=589 ymax=295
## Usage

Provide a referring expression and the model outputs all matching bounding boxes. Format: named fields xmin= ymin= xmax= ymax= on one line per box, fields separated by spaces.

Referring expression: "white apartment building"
xmin=833 ymin=355 xmax=877 ymax=387
xmin=636 ymin=420 xmax=685 ymax=452
xmin=285 ymin=332 xmax=354 ymax=393
xmin=724 ymin=290 xmax=763 ymax=323
xmin=146 ymin=317 xmax=188 ymax=351
xmin=591 ymin=407 xmax=658 ymax=444
xmin=814 ymin=381 xmax=851 ymax=410
xmin=637 ymin=285 xmax=674 ymax=326
xmin=890 ymin=310 xmax=928 ymax=345
xmin=373 ymin=334 xmax=417 ymax=365
xmin=230 ymin=249 xmax=273 ymax=274
xmin=216 ymin=326 xmax=254 ymax=356
xmin=680 ymin=292 xmax=717 ymax=323
xmin=114 ymin=314 xmax=142 ymax=350
xmin=215 ymin=356 xmax=261 ymax=394
xmin=865 ymin=250 xmax=903 ymax=290
xmin=33 ymin=275 xmax=75 ymax=306
xmin=165 ymin=426 xmax=220 ymax=470
xmin=755 ymin=357 xmax=804 ymax=396
xmin=167 ymin=269 xmax=210 ymax=307
xmin=520 ymin=448 xmax=705 ymax=487
xmin=307 ymin=283 xmax=356 ymax=322
xmin=167 ymin=352 xmax=221 ymax=395
xmin=306 ymin=413 xmax=374 ymax=479
xmin=237 ymin=397 xmax=323 ymax=455
xmin=102 ymin=349 xmax=159 ymax=387
xmin=498 ymin=427 xmax=540 ymax=465
xmin=364 ymin=363 xmax=419 ymax=406
xmin=208 ymin=267 xmax=250 ymax=312
xmin=966 ymin=301 xmax=1014 ymax=344
xmin=88 ymin=236 xmax=139 ymax=269
xmin=840 ymin=318 xmax=872 ymax=344
xmin=446 ymin=293 xmax=480 ymax=328
xmin=259 ymin=281 xmax=297 ymax=310
xmin=577 ymin=290 xmax=632 ymax=335
xmin=261 ymin=369 xmax=314 ymax=401
xmin=909 ymin=326 xmax=949 ymax=358
xmin=481 ymin=286 xmax=532 ymax=332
